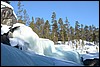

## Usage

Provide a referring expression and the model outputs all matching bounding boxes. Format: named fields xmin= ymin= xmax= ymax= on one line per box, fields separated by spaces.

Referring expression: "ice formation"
xmin=4 ymin=23 xmax=82 ymax=64
xmin=1 ymin=23 xmax=83 ymax=65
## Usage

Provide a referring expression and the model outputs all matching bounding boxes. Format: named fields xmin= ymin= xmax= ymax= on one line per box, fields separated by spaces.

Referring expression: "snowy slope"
xmin=1 ymin=43 xmax=83 ymax=66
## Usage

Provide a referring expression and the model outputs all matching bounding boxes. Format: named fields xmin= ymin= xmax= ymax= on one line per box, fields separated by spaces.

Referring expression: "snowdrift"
xmin=1 ymin=43 xmax=83 ymax=66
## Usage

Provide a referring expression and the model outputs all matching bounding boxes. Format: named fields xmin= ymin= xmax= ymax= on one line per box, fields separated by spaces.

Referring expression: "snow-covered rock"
xmin=1 ymin=1 xmax=17 ymax=19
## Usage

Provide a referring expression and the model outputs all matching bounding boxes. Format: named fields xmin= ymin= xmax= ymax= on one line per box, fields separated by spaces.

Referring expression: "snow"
xmin=54 ymin=45 xmax=73 ymax=51
xmin=1 ymin=43 xmax=83 ymax=66
xmin=1 ymin=24 xmax=11 ymax=35
xmin=55 ymin=39 xmax=99 ymax=64
xmin=1 ymin=1 xmax=13 ymax=9
xmin=81 ymin=53 xmax=99 ymax=61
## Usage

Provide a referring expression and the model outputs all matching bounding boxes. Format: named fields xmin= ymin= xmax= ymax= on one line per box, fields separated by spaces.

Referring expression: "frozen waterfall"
xmin=1 ymin=23 xmax=83 ymax=65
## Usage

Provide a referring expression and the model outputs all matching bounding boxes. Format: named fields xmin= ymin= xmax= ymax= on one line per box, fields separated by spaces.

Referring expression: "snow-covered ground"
xmin=55 ymin=40 xmax=99 ymax=65
xmin=56 ymin=39 xmax=99 ymax=54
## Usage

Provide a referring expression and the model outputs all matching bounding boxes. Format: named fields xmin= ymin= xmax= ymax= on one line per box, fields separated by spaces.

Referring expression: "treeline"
xmin=12 ymin=1 xmax=99 ymax=44
xmin=29 ymin=16 xmax=99 ymax=44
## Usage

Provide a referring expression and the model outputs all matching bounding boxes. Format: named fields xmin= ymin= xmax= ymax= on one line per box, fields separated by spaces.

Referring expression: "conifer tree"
xmin=29 ymin=17 xmax=35 ymax=31
xmin=23 ymin=9 xmax=30 ymax=25
xmin=58 ymin=18 xmax=64 ymax=43
xmin=51 ymin=12 xmax=58 ymax=44
xmin=75 ymin=21 xmax=80 ymax=49
xmin=44 ymin=20 xmax=50 ymax=39
xmin=84 ymin=25 xmax=89 ymax=41
xmin=35 ymin=17 xmax=44 ymax=37
xmin=16 ymin=1 xmax=24 ymax=24
xmin=65 ymin=17 xmax=70 ymax=45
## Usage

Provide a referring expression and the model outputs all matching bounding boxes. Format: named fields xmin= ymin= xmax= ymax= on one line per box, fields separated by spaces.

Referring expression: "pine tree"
xmin=80 ymin=24 xmax=85 ymax=40
xmin=58 ymin=18 xmax=64 ymax=43
xmin=70 ymin=26 xmax=74 ymax=41
xmin=80 ymin=24 xmax=85 ymax=50
xmin=29 ymin=17 xmax=35 ymax=31
xmin=75 ymin=21 xmax=80 ymax=49
xmin=44 ymin=20 xmax=50 ymax=39
xmin=65 ymin=17 xmax=70 ymax=45
xmin=75 ymin=21 xmax=80 ymax=39
xmin=17 ymin=1 xmax=24 ymax=24
xmin=69 ymin=26 xmax=75 ymax=48
xmin=52 ymin=20 xmax=58 ymax=44
xmin=35 ymin=17 xmax=44 ymax=37
xmin=23 ymin=9 xmax=30 ymax=25
xmin=96 ymin=28 xmax=99 ymax=44
xmin=51 ymin=12 xmax=56 ymax=23
xmin=51 ymin=12 xmax=58 ymax=44
xmin=92 ymin=27 xmax=99 ymax=45
xmin=40 ymin=18 xmax=44 ymax=38
xmin=84 ymin=25 xmax=89 ymax=41
xmin=88 ymin=25 xmax=93 ymax=42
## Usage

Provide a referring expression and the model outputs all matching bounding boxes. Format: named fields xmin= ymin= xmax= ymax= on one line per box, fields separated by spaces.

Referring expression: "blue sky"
xmin=10 ymin=1 xmax=99 ymax=28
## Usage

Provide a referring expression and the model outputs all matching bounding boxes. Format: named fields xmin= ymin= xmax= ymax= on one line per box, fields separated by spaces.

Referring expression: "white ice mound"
xmin=12 ymin=23 xmax=39 ymax=50
xmin=12 ymin=23 xmax=39 ymax=39
xmin=12 ymin=23 xmax=56 ymax=55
